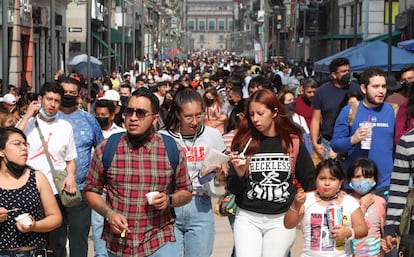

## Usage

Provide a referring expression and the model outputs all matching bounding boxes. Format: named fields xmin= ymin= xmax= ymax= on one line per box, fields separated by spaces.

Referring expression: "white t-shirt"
xmin=301 ymin=193 xmax=359 ymax=257
xmin=159 ymin=126 xmax=226 ymax=196
xmin=102 ymin=123 xmax=125 ymax=139
xmin=24 ymin=117 xmax=78 ymax=194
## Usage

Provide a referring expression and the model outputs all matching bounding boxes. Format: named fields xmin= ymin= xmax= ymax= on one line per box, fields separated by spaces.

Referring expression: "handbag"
xmin=214 ymin=192 xmax=237 ymax=216
xmin=398 ymin=188 xmax=414 ymax=257
xmin=35 ymin=119 xmax=82 ymax=207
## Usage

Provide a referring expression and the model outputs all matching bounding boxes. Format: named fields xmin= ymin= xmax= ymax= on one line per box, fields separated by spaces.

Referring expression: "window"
xmin=219 ymin=35 xmax=224 ymax=42
xmin=200 ymin=34 xmax=205 ymax=42
xmin=229 ymin=20 xmax=233 ymax=30
xmin=69 ymin=42 xmax=81 ymax=52
xmin=199 ymin=20 xmax=205 ymax=30
xmin=209 ymin=20 xmax=215 ymax=30
xmin=188 ymin=20 xmax=194 ymax=30
xmin=351 ymin=5 xmax=354 ymax=27
xmin=359 ymin=2 xmax=362 ymax=26
xmin=343 ymin=7 xmax=346 ymax=28
xmin=219 ymin=20 xmax=225 ymax=30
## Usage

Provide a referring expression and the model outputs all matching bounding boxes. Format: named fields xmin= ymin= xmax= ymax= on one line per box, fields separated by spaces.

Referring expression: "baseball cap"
xmin=0 ymin=93 xmax=16 ymax=105
xmin=100 ymin=89 xmax=120 ymax=102
xmin=123 ymin=72 xmax=131 ymax=77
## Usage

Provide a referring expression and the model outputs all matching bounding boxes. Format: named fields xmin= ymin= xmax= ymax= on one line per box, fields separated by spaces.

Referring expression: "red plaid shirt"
xmin=85 ymin=133 xmax=192 ymax=257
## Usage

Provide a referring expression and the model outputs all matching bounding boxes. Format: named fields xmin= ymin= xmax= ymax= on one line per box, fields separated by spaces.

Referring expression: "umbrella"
xmin=72 ymin=62 xmax=106 ymax=78
xmin=169 ymin=49 xmax=182 ymax=56
xmin=68 ymin=54 xmax=102 ymax=66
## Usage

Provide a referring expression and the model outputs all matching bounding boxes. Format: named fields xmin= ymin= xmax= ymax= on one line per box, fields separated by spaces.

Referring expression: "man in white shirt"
xmin=17 ymin=81 xmax=77 ymax=257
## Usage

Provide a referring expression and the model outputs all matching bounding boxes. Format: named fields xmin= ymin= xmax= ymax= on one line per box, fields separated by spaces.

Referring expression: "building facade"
xmin=1 ymin=0 xmax=70 ymax=92
xmin=185 ymin=0 xmax=234 ymax=51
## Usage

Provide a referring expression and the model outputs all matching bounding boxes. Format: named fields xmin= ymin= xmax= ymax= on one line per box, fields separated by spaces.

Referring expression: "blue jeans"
xmin=107 ymin=242 xmax=177 ymax=257
xmin=320 ymin=137 xmax=332 ymax=160
xmin=170 ymin=194 xmax=214 ymax=257
xmin=91 ymin=194 xmax=108 ymax=257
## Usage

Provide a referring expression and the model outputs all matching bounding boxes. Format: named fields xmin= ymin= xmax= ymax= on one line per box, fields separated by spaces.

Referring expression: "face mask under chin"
xmin=4 ymin=157 xmax=27 ymax=178
xmin=127 ymin=128 xmax=152 ymax=148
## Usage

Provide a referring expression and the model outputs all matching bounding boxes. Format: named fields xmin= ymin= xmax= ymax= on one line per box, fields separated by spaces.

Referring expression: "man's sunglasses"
xmin=123 ymin=107 xmax=153 ymax=119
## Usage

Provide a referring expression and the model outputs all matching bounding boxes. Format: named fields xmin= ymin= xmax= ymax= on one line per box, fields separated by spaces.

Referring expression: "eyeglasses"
xmin=182 ymin=112 xmax=205 ymax=122
xmin=7 ymin=140 xmax=29 ymax=148
xmin=123 ymin=107 xmax=153 ymax=119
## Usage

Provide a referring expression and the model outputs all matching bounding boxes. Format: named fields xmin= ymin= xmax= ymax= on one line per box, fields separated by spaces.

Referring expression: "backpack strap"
xmin=160 ymin=133 xmax=179 ymax=172
xmin=348 ymin=101 xmax=360 ymax=127
xmin=289 ymin=136 xmax=301 ymax=189
xmin=102 ymin=132 xmax=124 ymax=173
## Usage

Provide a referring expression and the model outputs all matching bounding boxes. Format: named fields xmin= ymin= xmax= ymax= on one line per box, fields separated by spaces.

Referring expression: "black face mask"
xmin=127 ymin=128 xmax=152 ymax=149
xmin=120 ymin=96 xmax=129 ymax=107
xmin=95 ymin=117 xmax=109 ymax=129
xmin=284 ymin=102 xmax=296 ymax=112
xmin=339 ymin=74 xmax=351 ymax=85
xmin=6 ymin=160 xmax=27 ymax=178
xmin=228 ymin=99 xmax=236 ymax=106
xmin=205 ymin=99 xmax=214 ymax=107
xmin=163 ymin=98 xmax=173 ymax=108
xmin=402 ymin=81 xmax=414 ymax=89
xmin=61 ymin=95 xmax=78 ymax=108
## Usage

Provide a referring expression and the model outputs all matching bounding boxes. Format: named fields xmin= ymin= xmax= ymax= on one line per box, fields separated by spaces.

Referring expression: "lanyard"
xmin=178 ymin=127 xmax=198 ymax=158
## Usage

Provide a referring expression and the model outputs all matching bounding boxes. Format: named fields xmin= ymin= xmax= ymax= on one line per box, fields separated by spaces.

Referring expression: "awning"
xmin=91 ymin=32 xmax=119 ymax=61
xmin=364 ymin=30 xmax=402 ymax=46
xmin=111 ymin=28 xmax=131 ymax=44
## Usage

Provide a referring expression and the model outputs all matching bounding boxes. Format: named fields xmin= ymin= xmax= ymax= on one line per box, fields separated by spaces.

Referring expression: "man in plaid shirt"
xmin=85 ymin=88 xmax=192 ymax=257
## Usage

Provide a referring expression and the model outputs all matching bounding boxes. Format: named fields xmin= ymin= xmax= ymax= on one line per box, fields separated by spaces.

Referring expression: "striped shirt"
xmin=384 ymin=128 xmax=414 ymax=236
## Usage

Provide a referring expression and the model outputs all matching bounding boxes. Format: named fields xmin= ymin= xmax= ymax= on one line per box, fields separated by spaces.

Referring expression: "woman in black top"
xmin=227 ymin=89 xmax=315 ymax=257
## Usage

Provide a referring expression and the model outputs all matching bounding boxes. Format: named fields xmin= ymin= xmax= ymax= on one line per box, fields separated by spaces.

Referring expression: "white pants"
xmin=234 ymin=208 xmax=296 ymax=257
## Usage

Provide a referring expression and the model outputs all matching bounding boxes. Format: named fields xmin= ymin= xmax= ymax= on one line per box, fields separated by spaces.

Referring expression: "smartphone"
xmin=34 ymin=249 xmax=47 ymax=257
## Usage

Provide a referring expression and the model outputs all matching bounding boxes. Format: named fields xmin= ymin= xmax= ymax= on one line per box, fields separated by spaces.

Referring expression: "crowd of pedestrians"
xmin=0 ymin=51 xmax=413 ymax=257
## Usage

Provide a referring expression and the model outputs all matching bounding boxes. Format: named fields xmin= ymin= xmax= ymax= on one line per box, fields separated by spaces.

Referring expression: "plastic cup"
xmin=360 ymin=121 xmax=373 ymax=150
xmin=15 ymin=213 xmax=32 ymax=226
xmin=145 ymin=191 xmax=159 ymax=205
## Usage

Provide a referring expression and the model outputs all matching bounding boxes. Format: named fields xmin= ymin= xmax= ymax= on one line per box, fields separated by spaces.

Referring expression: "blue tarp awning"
xmin=314 ymin=41 xmax=414 ymax=73
xmin=398 ymin=39 xmax=414 ymax=51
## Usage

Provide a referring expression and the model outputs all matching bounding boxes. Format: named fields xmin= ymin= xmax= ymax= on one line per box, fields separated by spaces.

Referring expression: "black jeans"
xmin=47 ymin=191 xmax=91 ymax=257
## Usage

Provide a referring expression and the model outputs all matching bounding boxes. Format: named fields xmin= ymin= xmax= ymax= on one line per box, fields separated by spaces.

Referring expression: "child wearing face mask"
xmin=346 ymin=158 xmax=387 ymax=257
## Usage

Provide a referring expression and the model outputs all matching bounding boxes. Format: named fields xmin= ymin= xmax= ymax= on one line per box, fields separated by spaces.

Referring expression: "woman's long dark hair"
xmin=164 ymin=87 xmax=204 ymax=131
xmin=231 ymin=89 xmax=302 ymax=155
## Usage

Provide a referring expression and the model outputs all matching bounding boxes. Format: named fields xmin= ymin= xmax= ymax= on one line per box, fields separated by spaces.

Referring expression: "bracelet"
xmin=347 ymin=227 xmax=355 ymax=240
xmin=289 ymin=206 xmax=299 ymax=214
xmin=105 ymin=209 xmax=114 ymax=223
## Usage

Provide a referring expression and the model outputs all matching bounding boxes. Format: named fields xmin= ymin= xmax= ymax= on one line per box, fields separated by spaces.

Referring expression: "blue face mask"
xmin=39 ymin=107 xmax=58 ymax=120
xmin=349 ymin=180 xmax=376 ymax=195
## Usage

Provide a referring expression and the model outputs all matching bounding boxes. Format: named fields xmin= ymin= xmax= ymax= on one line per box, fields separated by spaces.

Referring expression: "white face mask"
xmin=103 ymin=85 xmax=109 ymax=91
